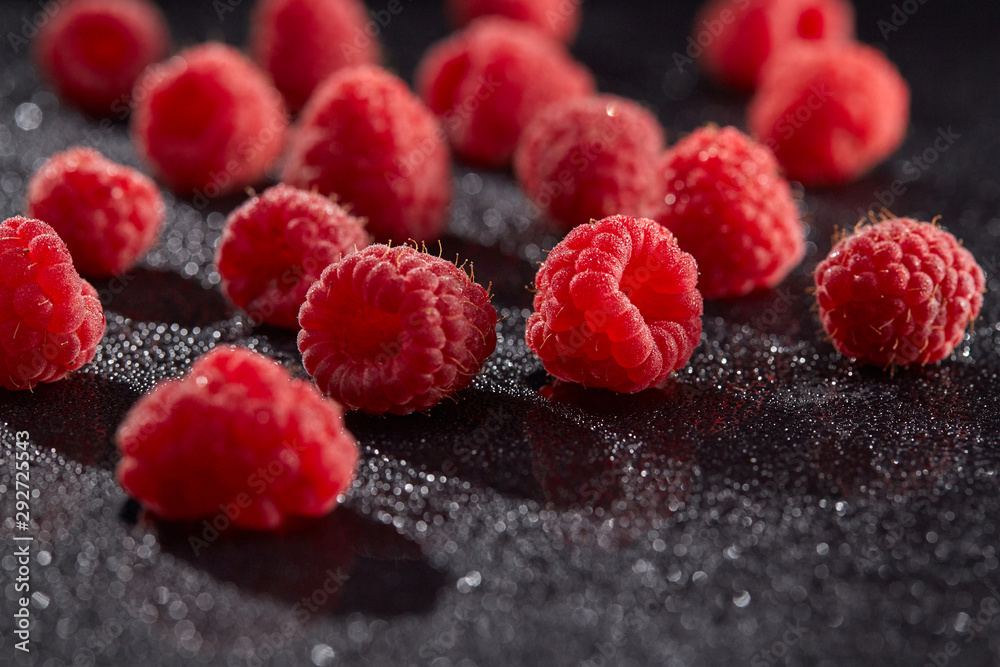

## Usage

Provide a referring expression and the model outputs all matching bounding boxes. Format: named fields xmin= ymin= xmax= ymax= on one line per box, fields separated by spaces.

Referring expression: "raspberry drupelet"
xmin=25 ymin=147 xmax=165 ymax=278
xmin=526 ymin=215 xmax=703 ymax=393
xmin=416 ymin=17 xmax=595 ymax=168
xmin=33 ymin=0 xmax=171 ymax=116
xmin=814 ymin=217 xmax=985 ymax=367
xmin=281 ymin=65 xmax=452 ymax=243
xmin=297 ymin=244 xmax=498 ymax=415
xmin=131 ymin=43 xmax=288 ymax=197
xmin=0 ymin=217 xmax=105 ymax=391
xmin=445 ymin=0 xmax=582 ymax=44
xmin=514 ymin=95 xmax=666 ymax=232
xmin=115 ymin=346 xmax=360 ymax=530
xmin=216 ymin=185 xmax=370 ymax=329
xmin=250 ymin=0 xmax=381 ymax=113
xmin=652 ymin=125 xmax=805 ymax=299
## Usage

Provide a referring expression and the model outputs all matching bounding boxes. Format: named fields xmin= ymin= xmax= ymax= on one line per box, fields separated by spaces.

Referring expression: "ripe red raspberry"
xmin=33 ymin=0 xmax=170 ymax=116
xmin=416 ymin=17 xmax=595 ymax=167
xmin=514 ymin=95 xmax=665 ymax=231
xmin=694 ymin=0 xmax=854 ymax=91
xmin=0 ymin=217 xmax=105 ymax=391
xmin=25 ymin=147 xmax=165 ymax=278
xmin=115 ymin=346 xmax=359 ymax=529
xmin=298 ymin=244 xmax=498 ymax=415
xmin=131 ymin=43 xmax=288 ymax=197
xmin=216 ymin=185 xmax=370 ymax=329
xmin=250 ymin=0 xmax=381 ymax=113
xmin=748 ymin=41 xmax=910 ymax=185
xmin=652 ymin=125 xmax=805 ymax=299
xmin=445 ymin=0 xmax=582 ymax=44
xmin=526 ymin=215 xmax=703 ymax=393
xmin=282 ymin=65 xmax=452 ymax=243
xmin=814 ymin=217 xmax=985 ymax=367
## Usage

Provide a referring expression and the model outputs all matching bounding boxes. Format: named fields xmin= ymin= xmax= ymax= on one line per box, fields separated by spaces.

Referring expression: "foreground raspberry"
xmin=445 ymin=0 xmax=582 ymax=43
xmin=694 ymin=0 xmax=854 ymax=91
xmin=514 ymin=95 xmax=665 ymax=231
xmin=33 ymin=0 xmax=170 ymax=115
xmin=250 ymin=0 xmax=381 ymax=113
xmin=748 ymin=41 xmax=910 ymax=185
xmin=0 ymin=217 xmax=105 ymax=390
xmin=526 ymin=215 xmax=703 ymax=393
xmin=298 ymin=245 xmax=498 ymax=415
xmin=814 ymin=217 xmax=985 ymax=367
xmin=282 ymin=65 xmax=451 ymax=243
xmin=652 ymin=126 xmax=805 ymax=298
xmin=116 ymin=346 xmax=360 ymax=529
xmin=216 ymin=185 xmax=370 ymax=329
xmin=25 ymin=147 xmax=165 ymax=277
xmin=132 ymin=43 xmax=288 ymax=196
xmin=416 ymin=17 xmax=595 ymax=167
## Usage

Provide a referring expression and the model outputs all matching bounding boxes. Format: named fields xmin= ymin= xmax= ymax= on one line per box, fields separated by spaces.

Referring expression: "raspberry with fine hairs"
xmin=297 ymin=244 xmax=498 ymax=415
xmin=115 ymin=346 xmax=360 ymax=530
xmin=652 ymin=125 xmax=805 ymax=299
xmin=0 ymin=217 xmax=105 ymax=391
xmin=814 ymin=217 xmax=985 ymax=367
xmin=216 ymin=185 xmax=370 ymax=329
xmin=526 ymin=215 xmax=703 ymax=393
xmin=26 ymin=147 xmax=165 ymax=278
xmin=445 ymin=0 xmax=582 ymax=43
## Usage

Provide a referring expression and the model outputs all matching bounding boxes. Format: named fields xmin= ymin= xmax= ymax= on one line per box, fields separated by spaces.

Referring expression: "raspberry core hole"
xmin=797 ymin=8 xmax=826 ymax=39
xmin=75 ymin=16 xmax=133 ymax=69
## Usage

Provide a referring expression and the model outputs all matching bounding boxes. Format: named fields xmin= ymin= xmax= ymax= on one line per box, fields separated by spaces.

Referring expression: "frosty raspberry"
xmin=815 ymin=217 xmax=985 ymax=367
xmin=25 ymin=147 xmax=165 ymax=278
xmin=216 ymin=185 xmax=370 ymax=329
xmin=0 ymin=217 xmax=105 ymax=391
xmin=115 ymin=346 xmax=360 ymax=530
xmin=526 ymin=215 xmax=703 ymax=393
xmin=445 ymin=0 xmax=582 ymax=43
xmin=652 ymin=125 xmax=805 ymax=298
xmin=298 ymin=244 xmax=498 ymax=415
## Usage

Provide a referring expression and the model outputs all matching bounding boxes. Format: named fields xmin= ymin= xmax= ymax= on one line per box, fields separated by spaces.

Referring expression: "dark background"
xmin=2 ymin=1 xmax=1000 ymax=665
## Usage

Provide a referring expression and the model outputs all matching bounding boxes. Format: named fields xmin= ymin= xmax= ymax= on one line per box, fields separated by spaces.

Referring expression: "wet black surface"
xmin=2 ymin=1 xmax=1000 ymax=666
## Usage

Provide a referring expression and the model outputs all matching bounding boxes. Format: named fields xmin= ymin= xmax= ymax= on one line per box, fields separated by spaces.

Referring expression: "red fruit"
xmin=250 ymin=0 xmax=381 ymax=113
xmin=748 ymin=41 xmax=910 ymax=185
xmin=282 ymin=65 xmax=452 ymax=243
xmin=0 ymin=217 xmax=105 ymax=391
xmin=445 ymin=0 xmax=582 ymax=43
xmin=116 ymin=346 xmax=359 ymax=529
xmin=33 ymin=0 xmax=170 ymax=115
xmin=814 ymin=217 xmax=985 ymax=367
xmin=652 ymin=125 xmax=805 ymax=299
xmin=216 ymin=185 xmax=370 ymax=329
xmin=526 ymin=215 xmax=703 ymax=393
xmin=25 ymin=147 xmax=165 ymax=278
xmin=131 ymin=43 xmax=288 ymax=197
xmin=694 ymin=0 xmax=854 ymax=91
xmin=416 ymin=17 xmax=595 ymax=167
xmin=298 ymin=244 xmax=498 ymax=415
xmin=514 ymin=95 xmax=665 ymax=231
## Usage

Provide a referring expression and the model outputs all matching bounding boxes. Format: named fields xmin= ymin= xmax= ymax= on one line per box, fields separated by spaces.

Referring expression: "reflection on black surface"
xmin=91 ymin=268 xmax=233 ymax=326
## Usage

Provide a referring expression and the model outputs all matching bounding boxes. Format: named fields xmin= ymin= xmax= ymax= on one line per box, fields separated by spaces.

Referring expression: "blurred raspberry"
xmin=445 ymin=0 xmax=581 ymax=43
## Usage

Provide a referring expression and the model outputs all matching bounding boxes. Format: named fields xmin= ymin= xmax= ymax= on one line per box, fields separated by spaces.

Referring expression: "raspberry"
xmin=298 ymin=244 xmax=498 ymax=415
xmin=526 ymin=215 xmax=703 ymax=393
xmin=445 ymin=0 xmax=582 ymax=43
xmin=216 ymin=185 xmax=370 ymax=329
xmin=0 ymin=217 xmax=105 ymax=391
xmin=25 ymin=147 xmax=165 ymax=278
xmin=115 ymin=346 xmax=359 ymax=529
xmin=748 ymin=41 xmax=910 ymax=185
xmin=131 ymin=43 xmax=288 ymax=197
xmin=281 ymin=65 xmax=452 ymax=243
xmin=33 ymin=0 xmax=170 ymax=116
xmin=515 ymin=95 xmax=665 ymax=231
xmin=694 ymin=0 xmax=854 ymax=91
xmin=249 ymin=0 xmax=381 ymax=113
xmin=814 ymin=217 xmax=985 ymax=367
xmin=652 ymin=126 xmax=805 ymax=299
xmin=416 ymin=17 xmax=595 ymax=167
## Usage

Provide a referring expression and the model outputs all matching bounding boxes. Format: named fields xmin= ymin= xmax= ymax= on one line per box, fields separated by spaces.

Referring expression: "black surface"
xmin=2 ymin=1 xmax=1000 ymax=666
